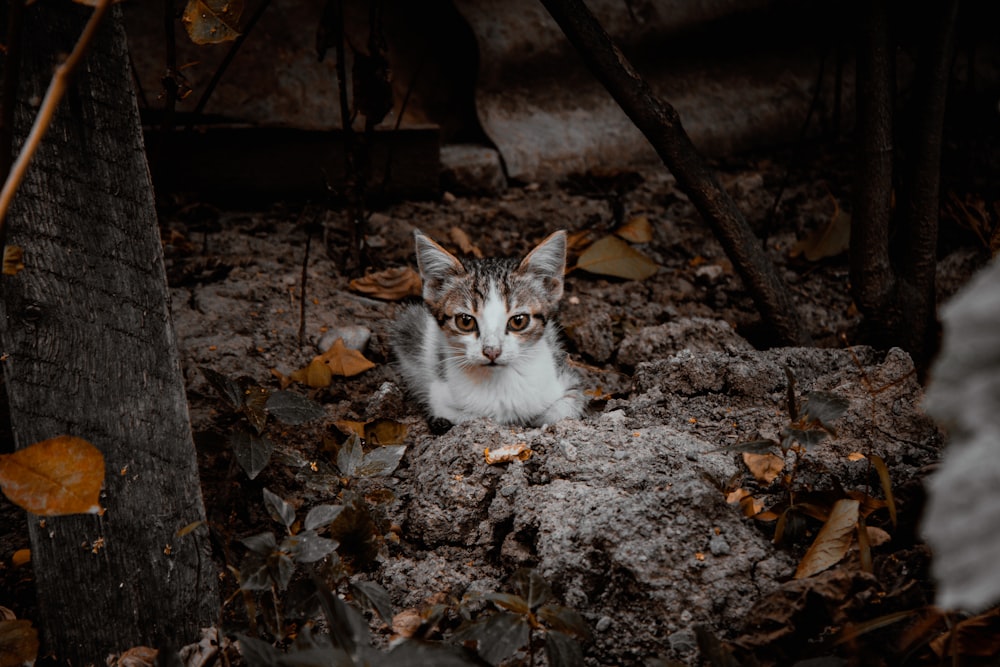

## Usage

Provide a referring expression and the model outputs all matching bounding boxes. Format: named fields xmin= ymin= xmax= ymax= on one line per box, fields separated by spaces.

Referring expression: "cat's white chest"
xmin=429 ymin=341 xmax=576 ymax=426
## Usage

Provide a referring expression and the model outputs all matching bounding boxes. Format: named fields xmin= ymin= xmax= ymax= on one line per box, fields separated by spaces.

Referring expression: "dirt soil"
xmin=1 ymin=147 xmax=992 ymax=665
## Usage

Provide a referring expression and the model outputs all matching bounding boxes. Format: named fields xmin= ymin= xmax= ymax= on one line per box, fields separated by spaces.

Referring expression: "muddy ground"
xmin=2 ymin=144 xmax=993 ymax=665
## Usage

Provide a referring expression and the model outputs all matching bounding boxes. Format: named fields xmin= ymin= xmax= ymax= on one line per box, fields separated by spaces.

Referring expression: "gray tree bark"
xmin=0 ymin=3 xmax=218 ymax=662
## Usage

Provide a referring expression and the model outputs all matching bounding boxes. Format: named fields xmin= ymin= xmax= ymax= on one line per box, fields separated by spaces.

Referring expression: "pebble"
xmin=318 ymin=325 xmax=371 ymax=352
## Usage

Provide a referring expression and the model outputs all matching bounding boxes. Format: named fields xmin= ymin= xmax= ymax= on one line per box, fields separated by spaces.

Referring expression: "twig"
xmin=0 ymin=0 xmax=27 ymax=183
xmin=0 ymin=0 xmax=113 ymax=235
xmin=298 ymin=219 xmax=313 ymax=347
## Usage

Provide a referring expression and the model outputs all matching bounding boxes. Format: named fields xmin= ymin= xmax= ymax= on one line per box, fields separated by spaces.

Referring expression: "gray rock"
xmin=617 ymin=317 xmax=751 ymax=369
xmin=440 ymin=144 xmax=507 ymax=194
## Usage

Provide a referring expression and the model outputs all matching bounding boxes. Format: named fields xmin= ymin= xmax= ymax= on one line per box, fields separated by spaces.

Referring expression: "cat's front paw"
xmin=428 ymin=416 xmax=454 ymax=435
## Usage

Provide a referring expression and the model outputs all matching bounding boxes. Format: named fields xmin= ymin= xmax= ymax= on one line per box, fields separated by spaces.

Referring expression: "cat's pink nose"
xmin=483 ymin=346 xmax=502 ymax=361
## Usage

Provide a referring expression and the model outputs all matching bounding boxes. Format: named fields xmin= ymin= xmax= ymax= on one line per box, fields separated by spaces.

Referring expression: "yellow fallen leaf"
xmin=573 ymin=235 xmax=658 ymax=281
xmin=320 ymin=338 xmax=376 ymax=377
xmin=290 ymin=357 xmax=332 ymax=388
xmin=349 ymin=266 xmax=422 ymax=301
xmin=181 ymin=0 xmax=243 ymax=45
xmin=334 ymin=420 xmax=368 ymax=439
xmin=0 ymin=435 xmax=104 ymax=516
xmin=742 ymin=452 xmax=784 ymax=485
xmin=3 ymin=245 xmax=24 ymax=276
xmin=11 ymin=549 xmax=30 ymax=567
xmin=614 ymin=215 xmax=653 ymax=243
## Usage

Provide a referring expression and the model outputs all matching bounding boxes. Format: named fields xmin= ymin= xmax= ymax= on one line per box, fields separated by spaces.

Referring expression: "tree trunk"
xmin=539 ymin=0 xmax=811 ymax=347
xmin=1 ymin=3 xmax=218 ymax=663
xmin=851 ymin=0 xmax=959 ymax=371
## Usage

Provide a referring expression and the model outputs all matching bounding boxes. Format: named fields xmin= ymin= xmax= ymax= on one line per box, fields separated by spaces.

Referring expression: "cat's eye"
xmin=507 ymin=314 xmax=530 ymax=332
xmin=454 ymin=313 xmax=477 ymax=333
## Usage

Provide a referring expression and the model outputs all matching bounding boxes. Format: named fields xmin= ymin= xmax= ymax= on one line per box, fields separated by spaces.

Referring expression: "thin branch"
xmin=188 ymin=0 xmax=272 ymax=125
xmin=540 ymin=0 xmax=811 ymax=345
xmin=0 ymin=0 xmax=114 ymax=234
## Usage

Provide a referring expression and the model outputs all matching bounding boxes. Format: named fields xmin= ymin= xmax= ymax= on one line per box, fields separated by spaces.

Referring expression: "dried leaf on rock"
xmin=794 ymin=499 xmax=859 ymax=579
xmin=485 ymin=442 xmax=532 ymax=465
xmin=572 ymin=235 xmax=658 ymax=281
xmin=348 ymin=266 xmax=422 ymax=301
xmin=742 ymin=452 xmax=784 ymax=484
xmin=0 ymin=435 xmax=104 ymax=516
xmin=929 ymin=607 xmax=1000 ymax=658
xmin=614 ymin=215 xmax=653 ymax=243
xmin=181 ymin=0 xmax=243 ymax=45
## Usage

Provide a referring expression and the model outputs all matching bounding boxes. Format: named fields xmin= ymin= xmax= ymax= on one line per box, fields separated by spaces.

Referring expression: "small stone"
xmin=365 ymin=382 xmax=404 ymax=420
xmin=595 ymin=616 xmax=612 ymax=632
xmin=440 ymin=144 xmax=507 ymax=194
xmin=318 ymin=324 xmax=371 ymax=353
xmin=694 ymin=264 xmax=724 ymax=284
xmin=709 ymin=534 xmax=731 ymax=556
xmin=668 ymin=628 xmax=697 ymax=653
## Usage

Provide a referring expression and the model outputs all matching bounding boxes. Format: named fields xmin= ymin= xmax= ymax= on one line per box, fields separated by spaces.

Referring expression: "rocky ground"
xmin=1 ymin=145 xmax=992 ymax=665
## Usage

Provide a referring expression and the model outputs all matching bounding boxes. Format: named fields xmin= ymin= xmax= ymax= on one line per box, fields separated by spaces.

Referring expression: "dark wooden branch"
xmin=850 ymin=0 xmax=895 ymax=317
xmin=896 ymin=0 xmax=960 ymax=364
xmin=539 ymin=0 xmax=811 ymax=346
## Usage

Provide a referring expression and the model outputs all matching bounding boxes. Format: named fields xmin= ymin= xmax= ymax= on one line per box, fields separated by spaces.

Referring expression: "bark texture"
xmin=1 ymin=4 xmax=218 ymax=662
xmin=851 ymin=0 xmax=960 ymax=370
xmin=540 ymin=0 xmax=811 ymax=346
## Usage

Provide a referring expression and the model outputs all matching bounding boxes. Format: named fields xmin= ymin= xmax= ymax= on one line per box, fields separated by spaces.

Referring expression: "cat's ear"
xmin=414 ymin=230 xmax=465 ymax=302
xmin=518 ymin=230 xmax=566 ymax=301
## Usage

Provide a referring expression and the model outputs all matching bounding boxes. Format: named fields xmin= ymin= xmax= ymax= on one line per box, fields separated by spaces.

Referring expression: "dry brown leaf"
xmin=614 ymin=215 xmax=653 ymax=243
xmin=366 ymin=419 xmax=408 ymax=446
xmin=118 ymin=646 xmax=159 ymax=667
xmin=725 ymin=488 xmax=751 ymax=504
xmin=10 ymin=549 xmax=29 ymax=567
xmin=794 ymin=498 xmax=859 ymax=579
xmin=790 ymin=196 xmax=851 ymax=261
xmin=391 ymin=608 xmax=423 ymax=639
xmin=0 ymin=619 xmax=38 ymax=667
xmin=448 ymin=227 xmax=483 ymax=258
xmin=349 ymin=266 xmax=422 ymax=301
xmin=566 ymin=230 xmax=597 ymax=252
xmin=320 ymin=338 xmax=376 ymax=377
xmin=573 ymin=235 xmax=658 ymax=281
xmin=270 ymin=367 xmax=294 ymax=390
xmin=0 ymin=435 xmax=104 ymax=516
xmin=742 ymin=452 xmax=784 ymax=484
xmin=847 ymin=451 xmax=866 ymax=462
xmin=334 ymin=420 xmax=368 ymax=439
xmin=2 ymin=245 xmax=24 ymax=276
xmin=740 ymin=495 xmax=765 ymax=518
xmin=290 ymin=357 xmax=332 ymax=388
xmin=484 ymin=443 xmax=532 ymax=465
xmin=865 ymin=525 xmax=891 ymax=547
xmin=181 ymin=0 xmax=243 ymax=45
xmin=929 ymin=607 xmax=1000 ymax=658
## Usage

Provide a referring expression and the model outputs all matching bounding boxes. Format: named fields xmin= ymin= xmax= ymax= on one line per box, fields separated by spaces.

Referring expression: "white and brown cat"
xmin=390 ymin=229 xmax=584 ymax=431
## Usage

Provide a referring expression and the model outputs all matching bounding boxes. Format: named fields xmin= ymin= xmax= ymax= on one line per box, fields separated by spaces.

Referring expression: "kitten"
xmin=390 ymin=229 xmax=584 ymax=430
